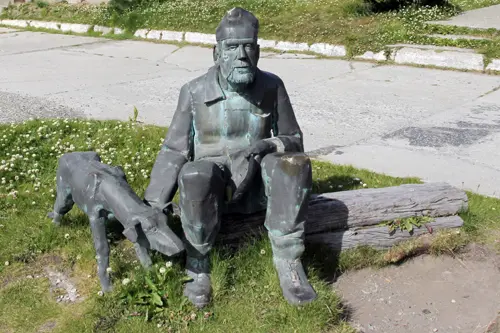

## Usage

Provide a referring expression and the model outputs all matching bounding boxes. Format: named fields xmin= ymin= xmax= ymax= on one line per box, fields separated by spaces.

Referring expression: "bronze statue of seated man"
xmin=144 ymin=7 xmax=317 ymax=308
xmin=48 ymin=151 xmax=185 ymax=292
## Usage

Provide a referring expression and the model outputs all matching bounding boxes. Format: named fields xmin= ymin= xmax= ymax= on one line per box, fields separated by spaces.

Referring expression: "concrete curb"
xmin=486 ymin=59 xmax=500 ymax=71
xmin=0 ymin=19 xmax=498 ymax=74
xmin=389 ymin=44 xmax=485 ymax=71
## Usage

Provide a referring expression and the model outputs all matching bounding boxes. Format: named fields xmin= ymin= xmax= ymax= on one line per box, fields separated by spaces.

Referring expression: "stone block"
xmin=134 ymin=29 xmax=148 ymax=38
xmin=30 ymin=21 xmax=60 ymax=30
xmin=258 ymin=39 xmax=276 ymax=48
xmin=146 ymin=29 xmax=162 ymax=40
xmin=275 ymin=41 xmax=309 ymax=52
xmin=355 ymin=50 xmax=387 ymax=61
xmin=184 ymin=32 xmax=216 ymax=45
xmin=309 ymin=43 xmax=346 ymax=57
xmin=94 ymin=25 xmax=112 ymax=35
xmin=60 ymin=23 xmax=91 ymax=34
xmin=160 ymin=30 xmax=183 ymax=42
xmin=486 ymin=59 xmax=500 ymax=71
xmin=393 ymin=47 xmax=484 ymax=71
xmin=2 ymin=19 xmax=28 ymax=28
xmin=113 ymin=27 xmax=124 ymax=35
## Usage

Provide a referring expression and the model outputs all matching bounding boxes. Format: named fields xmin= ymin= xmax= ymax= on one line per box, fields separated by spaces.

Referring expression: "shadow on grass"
xmin=312 ymin=174 xmax=363 ymax=194
xmin=365 ymin=0 xmax=457 ymax=13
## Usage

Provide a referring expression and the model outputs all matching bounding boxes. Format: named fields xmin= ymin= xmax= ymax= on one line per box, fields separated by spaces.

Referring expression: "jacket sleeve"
xmin=144 ymin=83 xmax=193 ymax=207
xmin=264 ymin=76 xmax=304 ymax=153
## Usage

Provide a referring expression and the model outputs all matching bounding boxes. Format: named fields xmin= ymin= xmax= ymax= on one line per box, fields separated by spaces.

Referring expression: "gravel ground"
xmin=0 ymin=91 xmax=85 ymax=124
xmin=334 ymin=244 xmax=500 ymax=333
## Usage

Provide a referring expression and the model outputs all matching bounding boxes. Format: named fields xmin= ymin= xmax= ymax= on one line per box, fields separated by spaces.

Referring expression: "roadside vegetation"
xmin=1 ymin=0 xmax=500 ymax=57
xmin=0 ymin=117 xmax=499 ymax=332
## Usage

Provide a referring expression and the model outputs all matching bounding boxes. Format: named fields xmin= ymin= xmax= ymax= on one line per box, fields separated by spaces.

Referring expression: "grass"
xmin=2 ymin=0 xmax=500 ymax=57
xmin=0 ymin=117 xmax=499 ymax=332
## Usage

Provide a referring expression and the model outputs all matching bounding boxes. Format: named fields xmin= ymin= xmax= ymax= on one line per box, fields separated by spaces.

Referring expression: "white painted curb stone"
xmin=146 ymin=29 xmax=162 ymax=40
xmin=30 ymin=20 xmax=60 ymax=30
xmin=2 ymin=19 xmax=498 ymax=74
xmin=94 ymin=25 xmax=112 ymax=34
xmin=184 ymin=32 xmax=216 ymax=45
xmin=1 ymin=19 xmax=28 ymax=28
xmin=160 ymin=30 xmax=183 ymax=42
xmin=134 ymin=29 xmax=148 ymax=38
xmin=258 ymin=39 xmax=276 ymax=48
xmin=394 ymin=47 xmax=484 ymax=71
xmin=60 ymin=23 xmax=91 ymax=34
xmin=275 ymin=41 xmax=309 ymax=52
xmin=486 ymin=59 xmax=500 ymax=71
xmin=356 ymin=50 xmax=387 ymax=61
xmin=309 ymin=43 xmax=346 ymax=57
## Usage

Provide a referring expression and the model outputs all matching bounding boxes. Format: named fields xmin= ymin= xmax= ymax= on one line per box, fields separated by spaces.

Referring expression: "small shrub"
xmin=35 ymin=0 xmax=49 ymax=9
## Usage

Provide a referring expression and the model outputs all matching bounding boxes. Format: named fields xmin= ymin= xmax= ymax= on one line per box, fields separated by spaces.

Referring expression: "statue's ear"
xmin=213 ymin=45 xmax=219 ymax=63
xmin=256 ymin=44 xmax=260 ymax=63
xmin=122 ymin=222 xmax=140 ymax=242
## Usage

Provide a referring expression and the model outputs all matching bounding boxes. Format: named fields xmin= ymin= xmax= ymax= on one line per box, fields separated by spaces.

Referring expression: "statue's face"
xmin=217 ymin=37 xmax=259 ymax=87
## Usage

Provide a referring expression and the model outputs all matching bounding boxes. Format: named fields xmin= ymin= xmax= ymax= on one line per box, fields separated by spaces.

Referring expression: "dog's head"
xmin=122 ymin=205 xmax=184 ymax=256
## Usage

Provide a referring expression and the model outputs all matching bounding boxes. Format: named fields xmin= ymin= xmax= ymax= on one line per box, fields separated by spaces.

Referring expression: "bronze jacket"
xmin=144 ymin=65 xmax=304 ymax=213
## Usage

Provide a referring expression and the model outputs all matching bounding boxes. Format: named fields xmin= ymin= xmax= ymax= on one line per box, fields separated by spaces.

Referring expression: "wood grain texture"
xmin=217 ymin=182 xmax=468 ymax=243
xmin=305 ymin=215 xmax=464 ymax=250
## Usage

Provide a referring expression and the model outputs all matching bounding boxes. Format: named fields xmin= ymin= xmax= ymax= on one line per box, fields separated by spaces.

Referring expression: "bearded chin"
xmin=226 ymin=68 xmax=255 ymax=89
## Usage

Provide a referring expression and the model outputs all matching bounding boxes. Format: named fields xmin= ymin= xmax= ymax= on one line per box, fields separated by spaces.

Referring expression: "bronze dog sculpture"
xmin=48 ymin=151 xmax=185 ymax=292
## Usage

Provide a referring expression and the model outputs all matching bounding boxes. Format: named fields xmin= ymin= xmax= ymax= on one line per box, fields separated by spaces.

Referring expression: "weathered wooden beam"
xmin=305 ymin=215 xmax=464 ymax=250
xmin=218 ymin=182 xmax=468 ymax=243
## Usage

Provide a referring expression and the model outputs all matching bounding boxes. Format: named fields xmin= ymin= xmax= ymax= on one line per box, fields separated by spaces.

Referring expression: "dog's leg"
xmin=89 ymin=214 xmax=112 ymax=292
xmin=48 ymin=174 xmax=74 ymax=226
xmin=134 ymin=234 xmax=153 ymax=268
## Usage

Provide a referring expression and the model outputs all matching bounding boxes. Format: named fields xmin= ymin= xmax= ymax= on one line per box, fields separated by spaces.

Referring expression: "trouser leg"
xmin=261 ymin=152 xmax=317 ymax=305
xmin=177 ymin=160 xmax=226 ymax=308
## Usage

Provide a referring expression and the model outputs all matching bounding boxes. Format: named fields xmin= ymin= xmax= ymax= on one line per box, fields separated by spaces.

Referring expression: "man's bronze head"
xmin=213 ymin=7 xmax=260 ymax=89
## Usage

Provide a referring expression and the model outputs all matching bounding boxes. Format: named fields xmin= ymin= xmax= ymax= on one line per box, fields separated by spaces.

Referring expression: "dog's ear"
xmin=122 ymin=222 xmax=140 ymax=242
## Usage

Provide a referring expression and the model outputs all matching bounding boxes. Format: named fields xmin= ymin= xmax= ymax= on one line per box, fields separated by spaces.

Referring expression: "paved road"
xmin=1 ymin=29 xmax=500 ymax=198
xmin=429 ymin=4 xmax=500 ymax=30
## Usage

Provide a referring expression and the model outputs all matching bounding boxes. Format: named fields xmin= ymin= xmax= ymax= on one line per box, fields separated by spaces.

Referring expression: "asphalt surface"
xmin=429 ymin=4 xmax=500 ymax=30
xmin=1 ymin=29 xmax=500 ymax=198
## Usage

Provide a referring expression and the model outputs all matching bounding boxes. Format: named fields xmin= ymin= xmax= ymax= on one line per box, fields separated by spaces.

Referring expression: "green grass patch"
xmin=2 ymin=0 xmax=500 ymax=56
xmin=0 ymin=118 xmax=499 ymax=332
xmin=0 ymin=277 xmax=62 ymax=333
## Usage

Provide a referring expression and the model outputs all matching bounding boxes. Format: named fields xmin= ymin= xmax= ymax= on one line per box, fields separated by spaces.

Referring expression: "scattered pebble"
xmin=451 ymin=299 xmax=456 ymax=303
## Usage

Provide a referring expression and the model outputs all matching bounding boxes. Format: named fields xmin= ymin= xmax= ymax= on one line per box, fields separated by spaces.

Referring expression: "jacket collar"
xmin=204 ymin=65 xmax=266 ymax=106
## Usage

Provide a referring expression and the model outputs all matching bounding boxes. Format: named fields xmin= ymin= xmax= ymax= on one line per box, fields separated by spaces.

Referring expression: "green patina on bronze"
xmin=144 ymin=7 xmax=318 ymax=308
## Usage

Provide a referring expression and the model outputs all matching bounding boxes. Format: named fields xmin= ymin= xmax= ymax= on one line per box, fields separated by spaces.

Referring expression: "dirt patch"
xmin=334 ymin=244 xmax=500 ymax=333
xmin=45 ymin=267 xmax=83 ymax=303
xmin=37 ymin=320 xmax=57 ymax=333
xmin=1 ymin=254 xmax=84 ymax=304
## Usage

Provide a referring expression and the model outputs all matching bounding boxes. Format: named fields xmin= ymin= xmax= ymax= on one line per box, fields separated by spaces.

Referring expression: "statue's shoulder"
xmin=257 ymin=69 xmax=286 ymax=88
xmin=184 ymin=72 xmax=209 ymax=88
xmin=178 ymin=68 xmax=213 ymax=97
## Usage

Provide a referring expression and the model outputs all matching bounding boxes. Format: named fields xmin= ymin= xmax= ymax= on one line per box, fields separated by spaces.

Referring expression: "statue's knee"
xmin=178 ymin=161 xmax=224 ymax=200
xmin=262 ymin=152 xmax=311 ymax=177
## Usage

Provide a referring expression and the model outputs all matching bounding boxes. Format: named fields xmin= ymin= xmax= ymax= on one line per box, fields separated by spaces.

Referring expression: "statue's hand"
xmin=243 ymin=140 xmax=275 ymax=159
